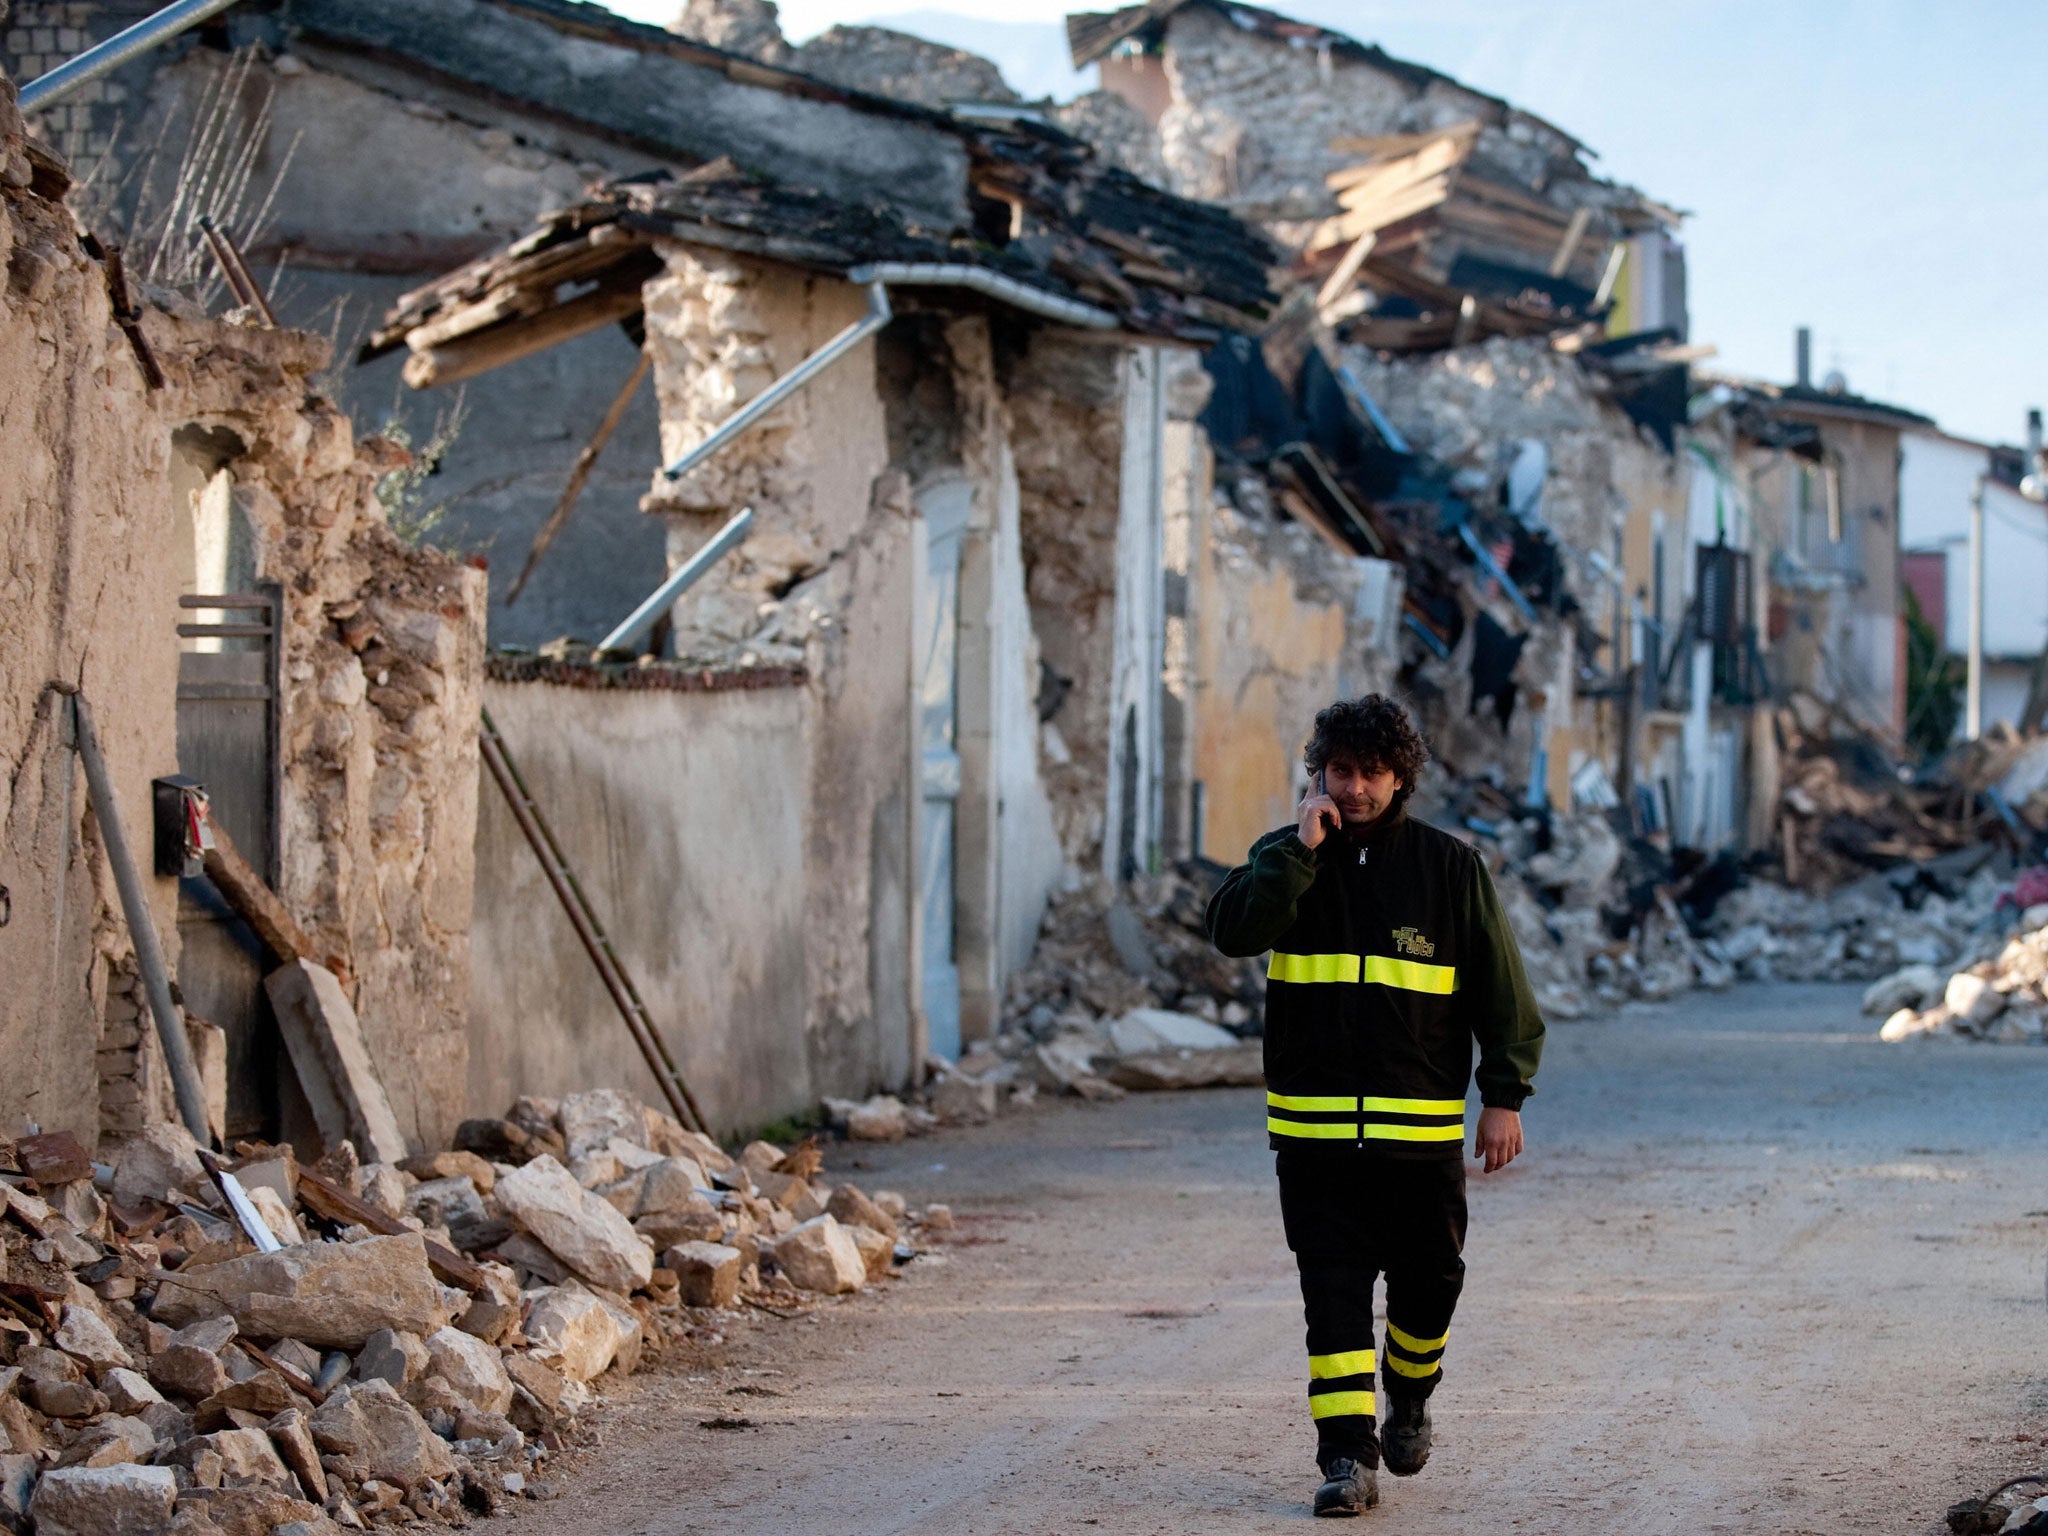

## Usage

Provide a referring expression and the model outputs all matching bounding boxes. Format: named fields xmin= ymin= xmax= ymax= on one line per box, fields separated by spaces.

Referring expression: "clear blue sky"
xmin=604 ymin=0 xmax=2047 ymax=448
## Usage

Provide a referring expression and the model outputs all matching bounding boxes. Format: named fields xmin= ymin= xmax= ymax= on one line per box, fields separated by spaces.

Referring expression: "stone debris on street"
xmin=0 ymin=1090 xmax=952 ymax=1532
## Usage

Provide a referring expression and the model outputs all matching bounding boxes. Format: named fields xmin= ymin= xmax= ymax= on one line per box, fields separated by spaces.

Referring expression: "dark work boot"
xmin=1379 ymin=1395 xmax=1432 ymax=1476
xmin=1313 ymin=1456 xmax=1379 ymax=1517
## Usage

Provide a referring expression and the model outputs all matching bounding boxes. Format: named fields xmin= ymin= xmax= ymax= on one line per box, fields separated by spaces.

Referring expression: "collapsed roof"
xmin=1303 ymin=123 xmax=1680 ymax=352
xmin=367 ymin=129 xmax=1274 ymax=386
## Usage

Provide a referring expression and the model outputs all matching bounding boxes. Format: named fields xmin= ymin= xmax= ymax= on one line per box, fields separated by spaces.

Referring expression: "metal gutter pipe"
xmin=848 ymin=262 xmax=1119 ymax=331
xmin=18 ymin=0 xmax=245 ymax=112
xmin=660 ymin=281 xmax=893 ymax=485
xmin=598 ymin=505 xmax=755 ymax=654
xmin=610 ymin=267 xmax=1115 ymax=654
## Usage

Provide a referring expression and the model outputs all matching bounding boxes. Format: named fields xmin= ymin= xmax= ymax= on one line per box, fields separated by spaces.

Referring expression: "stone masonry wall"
xmin=1 ymin=75 xmax=485 ymax=1149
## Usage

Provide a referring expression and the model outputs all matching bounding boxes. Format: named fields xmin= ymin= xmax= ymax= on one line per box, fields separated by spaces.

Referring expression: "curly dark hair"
xmin=1303 ymin=694 xmax=1431 ymax=814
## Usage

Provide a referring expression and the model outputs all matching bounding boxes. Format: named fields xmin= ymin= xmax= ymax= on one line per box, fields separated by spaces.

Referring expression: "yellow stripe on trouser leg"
xmin=1385 ymin=1321 xmax=1447 ymax=1379
xmin=1309 ymin=1390 xmax=1376 ymax=1420
xmin=1268 ymin=952 xmax=1361 ymax=984
xmin=1386 ymin=1322 xmax=1448 ymax=1354
xmin=1308 ymin=1349 xmax=1376 ymax=1379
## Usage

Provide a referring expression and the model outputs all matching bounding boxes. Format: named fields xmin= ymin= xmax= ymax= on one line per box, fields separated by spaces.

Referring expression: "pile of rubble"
xmin=1944 ymin=1471 xmax=2048 ymax=1534
xmin=1864 ymin=869 xmax=2048 ymax=1044
xmin=0 ymin=1089 xmax=947 ymax=1534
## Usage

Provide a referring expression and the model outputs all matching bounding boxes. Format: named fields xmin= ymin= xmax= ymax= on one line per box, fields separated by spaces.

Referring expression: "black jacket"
xmin=1206 ymin=810 xmax=1544 ymax=1157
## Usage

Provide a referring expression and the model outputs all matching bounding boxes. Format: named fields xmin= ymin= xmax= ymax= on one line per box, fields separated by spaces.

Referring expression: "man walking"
xmin=1206 ymin=694 xmax=1544 ymax=1516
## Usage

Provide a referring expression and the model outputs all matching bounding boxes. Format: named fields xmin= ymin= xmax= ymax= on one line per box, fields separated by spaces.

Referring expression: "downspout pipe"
xmin=18 ymin=0 xmax=245 ymax=112
xmin=607 ymin=268 xmax=1116 ymax=654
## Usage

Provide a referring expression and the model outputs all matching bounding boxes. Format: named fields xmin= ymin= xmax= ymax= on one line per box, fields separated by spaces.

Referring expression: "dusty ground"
xmin=494 ymin=982 xmax=2048 ymax=1534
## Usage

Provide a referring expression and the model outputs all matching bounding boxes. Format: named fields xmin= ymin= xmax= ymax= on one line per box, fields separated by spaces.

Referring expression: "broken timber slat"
xmin=263 ymin=960 xmax=408 ymax=1168
xmin=201 ymin=820 xmax=313 ymax=969
xmin=295 ymin=1170 xmax=488 ymax=1294
xmin=403 ymin=281 xmax=649 ymax=389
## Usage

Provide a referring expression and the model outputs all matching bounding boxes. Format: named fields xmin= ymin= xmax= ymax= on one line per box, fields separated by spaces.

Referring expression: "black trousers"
xmin=1275 ymin=1147 xmax=1468 ymax=1470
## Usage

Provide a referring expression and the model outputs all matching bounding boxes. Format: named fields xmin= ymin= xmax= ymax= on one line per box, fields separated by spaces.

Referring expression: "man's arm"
xmin=1462 ymin=851 xmax=1545 ymax=1169
xmin=1206 ymin=829 xmax=1319 ymax=958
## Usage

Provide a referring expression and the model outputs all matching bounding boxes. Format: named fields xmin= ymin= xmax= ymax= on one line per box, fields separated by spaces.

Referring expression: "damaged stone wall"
xmin=1004 ymin=331 xmax=1130 ymax=870
xmin=639 ymin=247 xmax=915 ymax=1094
xmin=1145 ymin=5 xmax=1582 ymax=230
xmin=1345 ymin=335 xmax=1687 ymax=805
xmin=0 ymin=86 xmax=484 ymax=1150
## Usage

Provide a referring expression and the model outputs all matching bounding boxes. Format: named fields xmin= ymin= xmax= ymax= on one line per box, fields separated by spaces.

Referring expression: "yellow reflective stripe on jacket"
xmin=1267 ymin=1091 xmax=1356 ymax=1113
xmin=1267 ymin=1118 xmax=1357 ymax=1140
xmin=1387 ymin=1322 xmax=1449 ymax=1354
xmin=1268 ymin=952 xmax=1361 ymax=984
xmin=1268 ymin=1118 xmax=1464 ymax=1143
xmin=1361 ymin=955 xmax=1458 ymax=994
xmin=1309 ymin=1349 xmax=1376 ymax=1380
xmin=1359 ymin=1095 xmax=1465 ymax=1116
xmin=1309 ymin=1389 xmax=1377 ymax=1419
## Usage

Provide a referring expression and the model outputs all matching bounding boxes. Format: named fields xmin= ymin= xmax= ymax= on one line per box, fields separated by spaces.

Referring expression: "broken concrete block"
xmin=183 ymin=1428 xmax=291 ymax=1488
xmin=661 ymin=1242 xmax=741 ymax=1308
xmin=567 ymin=1151 xmax=624 ymax=1191
xmin=1945 ymin=971 xmax=2006 ymax=1028
xmin=1862 ymin=963 xmax=1943 ymax=1016
xmin=263 ymin=960 xmax=408 ymax=1166
xmin=265 ymin=1408 xmax=327 ymax=1503
xmin=353 ymin=1330 xmax=428 ymax=1391
xmin=56 ymin=1302 xmax=134 ymax=1374
xmin=494 ymin=1231 xmax=572 ymax=1287
xmin=632 ymin=1194 xmax=724 ymax=1251
xmin=0 ymin=1453 xmax=35 ymax=1534
xmin=307 ymin=1381 xmax=457 ymax=1490
xmin=493 ymin=1156 xmax=654 ymax=1293
xmin=748 ymin=1169 xmax=808 ymax=1211
xmin=351 ymin=1163 xmax=408 ymax=1220
xmin=928 ymin=1073 xmax=997 ymax=1126
xmin=922 ymin=1204 xmax=954 ymax=1230
xmin=825 ymin=1184 xmax=897 ymax=1240
xmin=27 ymin=1464 xmax=176 ymax=1536
xmin=556 ymin=1090 xmax=642 ymax=1161
xmin=626 ymin=1158 xmax=710 ymax=1217
xmin=397 ymin=1151 xmax=495 ymax=1194
xmin=520 ymin=1288 xmax=621 ymax=1383
xmin=109 ymin=1124 xmax=206 ymax=1208
xmin=845 ymin=1096 xmax=908 ymax=1142
xmin=149 ymin=1235 xmax=446 ymax=1349
xmin=738 ymin=1141 xmax=786 ymax=1173
xmin=100 ymin=1370 xmax=164 ymax=1415
xmin=841 ymin=1223 xmax=892 ymax=1281
xmin=590 ymin=1292 xmax=643 ymax=1376
xmin=454 ymin=1268 xmax=523 ymax=1346
xmin=193 ymin=1371 xmax=297 ymax=1430
xmin=422 ymin=1328 xmax=511 ymax=1416
xmin=187 ymin=1485 xmax=327 ymax=1536
xmin=502 ymin=1355 xmax=563 ymax=1419
xmin=1879 ymin=1006 xmax=1950 ymax=1042
xmin=1106 ymin=1007 xmax=1238 ymax=1055
xmin=405 ymin=1177 xmax=487 ymax=1246
xmin=55 ymin=1415 xmax=154 ymax=1469
xmin=29 ymin=1376 xmax=106 ymax=1419
xmin=769 ymin=1216 xmax=865 ymax=1295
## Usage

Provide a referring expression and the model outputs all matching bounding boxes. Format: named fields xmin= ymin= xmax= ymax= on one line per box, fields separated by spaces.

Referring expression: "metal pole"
xmin=661 ymin=282 xmax=891 ymax=484
xmin=597 ymin=504 xmax=753 ymax=655
xmin=477 ymin=715 xmax=710 ymax=1135
xmin=1967 ymin=475 xmax=1984 ymax=740
xmin=63 ymin=688 xmax=214 ymax=1144
xmin=18 ymin=0 xmax=245 ymax=112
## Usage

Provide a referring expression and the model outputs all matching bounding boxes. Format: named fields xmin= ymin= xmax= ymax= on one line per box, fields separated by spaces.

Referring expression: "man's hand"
xmin=1296 ymin=787 xmax=1341 ymax=850
xmin=1474 ymin=1106 xmax=1523 ymax=1173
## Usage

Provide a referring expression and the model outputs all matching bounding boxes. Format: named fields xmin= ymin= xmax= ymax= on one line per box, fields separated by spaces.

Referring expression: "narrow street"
xmin=490 ymin=983 xmax=2048 ymax=1536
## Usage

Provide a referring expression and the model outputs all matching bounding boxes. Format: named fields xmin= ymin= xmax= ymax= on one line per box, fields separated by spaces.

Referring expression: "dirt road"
xmin=495 ymin=983 xmax=2048 ymax=1534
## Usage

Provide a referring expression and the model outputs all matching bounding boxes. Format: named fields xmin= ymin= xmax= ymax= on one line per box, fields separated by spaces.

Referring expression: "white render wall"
xmin=1900 ymin=431 xmax=2048 ymax=662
